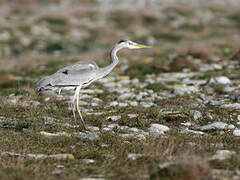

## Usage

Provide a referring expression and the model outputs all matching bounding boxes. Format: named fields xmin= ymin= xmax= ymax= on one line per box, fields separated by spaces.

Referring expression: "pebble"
xmin=221 ymin=103 xmax=240 ymax=109
xmin=118 ymin=93 xmax=135 ymax=100
xmin=118 ymin=103 xmax=128 ymax=107
xmin=82 ymin=159 xmax=95 ymax=164
xmin=79 ymin=133 xmax=99 ymax=142
xmin=140 ymin=102 xmax=155 ymax=108
xmin=41 ymin=116 xmax=56 ymax=125
xmin=129 ymin=101 xmax=138 ymax=106
xmin=29 ymin=100 xmax=41 ymax=106
xmin=210 ymin=150 xmax=236 ymax=160
xmin=127 ymin=114 xmax=138 ymax=118
xmin=189 ymin=110 xmax=202 ymax=121
xmin=233 ymin=129 xmax=240 ymax=136
xmin=158 ymin=162 xmax=174 ymax=169
xmin=181 ymin=122 xmax=192 ymax=127
xmin=108 ymin=101 xmax=118 ymax=107
xmin=198 ymin=122 xmax=229 ymax=131
xmin=148 ymin=123 xmax=169 ymax=136
xmin=106 ymin=116 xmax=121 ymax=122
xmin=215 ymin=76 xmax=231 ymax=84
xmin=183 ymin=128 xmax=206 ymax=135
xmin=172 ymin=85 xmax=199 ymax=95
xmin=52 ymin=169 xmax=62 ymax=175
xmin=127 ymin=153 xmax=142 ymax=160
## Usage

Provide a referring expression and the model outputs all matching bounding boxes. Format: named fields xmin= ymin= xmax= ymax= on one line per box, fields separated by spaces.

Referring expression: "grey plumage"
xmin=35 ymin=40 xmax=151 ymax=130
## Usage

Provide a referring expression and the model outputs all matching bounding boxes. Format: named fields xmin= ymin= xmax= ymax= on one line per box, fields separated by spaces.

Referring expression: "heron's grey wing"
xmin=56 ymin=60 xmax=99 ymax=75
xmin=36 ymin=60 xmax=99 ymax=91
xmin=51 ymin=68 xmax=97 ymax=87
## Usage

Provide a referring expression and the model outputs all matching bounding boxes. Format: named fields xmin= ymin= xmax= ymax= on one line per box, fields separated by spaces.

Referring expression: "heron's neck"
xmin=97 ymin=45 xmax=121 ymax=79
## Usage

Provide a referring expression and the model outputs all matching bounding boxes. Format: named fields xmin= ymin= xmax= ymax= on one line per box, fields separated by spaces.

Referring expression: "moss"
xmin=39 ymin=17 xmax=68 ymax=26
xmin=153 ymin=32 xmax=182 ymax=42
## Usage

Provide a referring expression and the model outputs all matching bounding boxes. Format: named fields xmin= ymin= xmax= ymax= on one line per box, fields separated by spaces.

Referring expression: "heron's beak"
xmin=135 ymin=44 xmax=152 ymax=48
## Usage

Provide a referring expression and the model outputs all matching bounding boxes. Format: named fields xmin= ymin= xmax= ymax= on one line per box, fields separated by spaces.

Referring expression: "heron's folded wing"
xmin=56 ymin=60 xmax=99 ymax=75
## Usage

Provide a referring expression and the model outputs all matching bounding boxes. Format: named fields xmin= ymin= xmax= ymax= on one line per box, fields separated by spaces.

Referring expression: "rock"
xmin=148 ymin=123 xmax=169 ymax=136
xmin=40 ymin=131 xmax=70 ymax=137
xmin=82 ymin=159 xmax=95 ymax=164
xmin=118 ymin=93 xmax=135 ymax=100
xmin=189 ymin=110 xmax=202 ymax=121
xmin=29 ymin=100 xmax=40 ymax=106
xmin=52 ymin=169 xmax=62 ymax=175
xmin=198 ymin=122 xmax=229 ymax=131
xmin=211 ymin=150 xmax=236 ymax=160
xmin=140 ymin=102 xmax=155 ymax=108
xmin=233 ymin=129 xmax=240 ymax=136
xmin=127 ymin=153 xmax=142 ymax=160
xmin=56 ymin=165 xmax=64 ymax=168
xmin=79 ymin=133 xmax=99 ymax=142
xmin=106 ymin=116 xmax=121 ymax=121
xmin=127 ymin=114 xmax=138 ymax=118
xmin=118 ymin=103 xmax=128 ymax=107
xmin=181 ymin=122 xmax=192 ymax=127
xmin=87 ymin=126 xmax=100 ymax=132
xmin=158 ymin=162 xmax=174 ymax=169
xmin=215 ymin=76 xmax=231 ymax=84
xmin=221 ymin=103 xmax=240 ymax=109
xmin=107 ymin=124 xmax=119 ymax=129
xmin=183 ymin=128 xmax=206 ymax=135
xmin=41 ymin=116 xmax=56 ymax=125
xmin=108 ymin=101 xmax=118 ymax=107
xmin=129 ymin=101 xmax=138 ymax=106
xmin=172 ymin=85 xmax=199 ymax=95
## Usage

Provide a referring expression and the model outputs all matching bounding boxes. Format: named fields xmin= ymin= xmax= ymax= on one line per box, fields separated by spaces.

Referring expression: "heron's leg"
xmin=58 ymin=88 xmax=62 ymax=95
xmin=71 ymin=88 xmax=78 ymax=127
xmin=75 ymin=86 xmax=88 ymax=130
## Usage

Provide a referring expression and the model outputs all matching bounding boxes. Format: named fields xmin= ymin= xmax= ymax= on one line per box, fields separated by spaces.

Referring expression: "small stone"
xmin=127 ymin=153 xmax=142 ymax=160
xmin=237 ymin=115 xmax=240 ymax=121
xmin=189 ymin=110 xmax=202 ymax=121
xmin=172 ymin=85 xmax=199 ymax=95
xmin=106 ymin=116 xmax=121 ymax=122
xmin=82 ymin=159 xmax=95 ymax=164
xmin=221 ymin=103 xmax=240 ymax=109
xmin=140 ymin=102 xmax=155 ymax=108
xmin=107 ymin=123 xmax=119 ymax=129
xmin=183 ymin=128 xmax=206 ymax=135
xmin=149 ymin=123 xmax=169 ymax=136
xmin=181 ymin=122 xmax=192 ymax=127
xmin=198 ymin=122 xmax=228 ymax=131
xmin=118 ymin=93 xmax=135 ymax=100
xmin=227 ymin=124 xmax=235 ymax=129
xmin=56 ymin=165 xmax=64 ymax=168
xmin=79 ymin=133 xmax=99 ymax=142
xmin=52 ymin=169 xmax=62 ymax=175
xmin=29 ymin=100 xmax=40 ymax=106
xmin=211 ymin=150 xmax=236 ymax=160
xmin=127 ymin=127 xmax=140 ymax=133
xmin=49 ymin=154 xmax=74 ymax=160
xmin=41 ymin=116 xmax=56 ymax=125
xmin=158 ymin=162 xmax=174 ymax=169
xmin=87 ymin=126 xmax=100 ymax=132
xmin=129 ymin=101 xmax=138 ymax=106
xmin=233 ymin=129 xmax=240 ymax=136
xmin=102 ymin=127 xmax=112 ymax=132
xmin=127 ymin=114 xmax=138 ymax=118
xmin=215 ymin=76 xmax=231 ymax=84
xmin=108 ymin=101 xmax=118 ymax=107
xmin=118 ymin=103 xmax=128 ymax=107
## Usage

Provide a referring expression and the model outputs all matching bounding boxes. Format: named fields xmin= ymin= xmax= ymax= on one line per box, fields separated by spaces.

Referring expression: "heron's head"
xmin=117 ymin=40 xmax=152 ymax=49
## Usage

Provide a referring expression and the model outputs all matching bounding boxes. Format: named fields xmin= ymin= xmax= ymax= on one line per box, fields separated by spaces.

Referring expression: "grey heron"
xmin=35 ymin=40 xmax=151 ymax=130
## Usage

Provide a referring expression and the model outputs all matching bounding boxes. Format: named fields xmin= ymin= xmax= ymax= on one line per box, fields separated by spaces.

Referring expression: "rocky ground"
xmin=0 ymin=0 xmax=240 ymax=179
